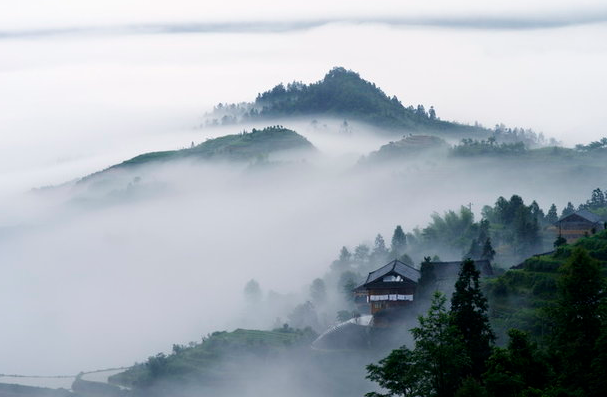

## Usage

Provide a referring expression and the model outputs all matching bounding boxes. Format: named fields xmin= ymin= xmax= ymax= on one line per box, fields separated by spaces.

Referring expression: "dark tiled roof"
xmin=557 ymin=209 xmax=602 ymax=224
xmin=362 ymin=259 xmax=421 ymax=287
xmin=429 ymin=260 xmax=494 ymax=280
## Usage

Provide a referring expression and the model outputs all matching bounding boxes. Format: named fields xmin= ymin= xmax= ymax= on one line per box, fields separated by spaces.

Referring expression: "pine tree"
xmin=450 ymin=259 xmax=495 ymax=380
xmin=372 ymin=234 xmax=389 ymax=263
xmin=546 ymin=203 xmax=558 ymax=224
xmin=390 ymin=225 xmax=407 ymax=258
xmin=481 ymin=238 xmax=496 ymax=261
xmin=561 ymin=202 xmax=575 ymax=217
xmin=331 ymin=246 xmax=352 ymax=270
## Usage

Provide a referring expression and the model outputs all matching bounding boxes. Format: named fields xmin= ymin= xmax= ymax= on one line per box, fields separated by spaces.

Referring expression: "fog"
xmin=1 ymin=3 xmax=607 ymax=394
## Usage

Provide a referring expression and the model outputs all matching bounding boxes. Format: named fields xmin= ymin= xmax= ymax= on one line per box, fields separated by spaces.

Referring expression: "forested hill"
xmin=79 ymin=126 xmax=314 ymax=182
xmin=206 ymin=67 xmax=489 ymax=134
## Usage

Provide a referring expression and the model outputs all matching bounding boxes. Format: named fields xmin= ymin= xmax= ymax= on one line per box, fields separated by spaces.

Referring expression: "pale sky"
xmin=1 ymin=1 xmax=607 ymax=377
xmin=1 ymin=1 xmax=606 ymax=193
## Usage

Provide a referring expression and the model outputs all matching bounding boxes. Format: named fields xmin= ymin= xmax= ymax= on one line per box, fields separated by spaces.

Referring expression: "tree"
xmin=366 ymin=346 xmax=421 ymax=397
xmin=428 ymin=106 xmax=437 ymax=120
xmin=588 ymin=188 xmax=606 ymax=209
xmin=366 ymin=292 xmax=469 ymax=397
xmin=561 ymin=202 xmax=575 ymax=217
xmin=417 ymin=257 xmax=437 ymax=300
xmin=465 ymin=239 xmax=482 ymax=260
xmin=372 ymin=234 xmax=389 ymax=263
xmin=309 ymin=278 xmax=326 ymax=305
xmin=483 ymin=329 xmax=550 ymax=397
xmin=546 ymin=204 xmax=558 ymax=224
xmin=338 ymin=271 xmax=359 ymax=302
xmin=481 ymin=238 xmax=496 ymax=261
xmin=354 ymin=244 xmax=371 ymax=264
xmin=391 ymin=226 xmax=407 ymax=258
xmin=243 ymin=279 xmax=262 ymax=303
xmin=529 ymin=200 xmax=544 ymax=223
xmin=450 ymin=259 xmax=495 ymax=380
xmin=553 ymin=233 xmax=566 ymax=248
xmin=412 ymin=292 xmax=470 ymax=397
xmin=331 ymin=246 xmax=352 ymax=270
xmin=288 ymin=301 xmax=319 ymax=330
xmin=549 ymin=247 xmax=605 ymax=393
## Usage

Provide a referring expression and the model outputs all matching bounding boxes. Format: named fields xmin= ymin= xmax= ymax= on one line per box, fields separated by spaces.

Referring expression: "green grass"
xmin=117 ymin=126 xmax=314 ymax=169
xmin=109 ymin=328 xmax=317 ymax=389
xmin=485 ymin=230 xmax=607 ymax=343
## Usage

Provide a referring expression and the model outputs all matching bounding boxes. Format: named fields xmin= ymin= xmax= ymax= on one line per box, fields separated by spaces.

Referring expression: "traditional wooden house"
xmin=555 ymin=209 xmax=605 ymax=243
xmin=423 ymin=260 xmax=494 ymax=290
xmin=354 ymin=259 xmax=420 ymax=315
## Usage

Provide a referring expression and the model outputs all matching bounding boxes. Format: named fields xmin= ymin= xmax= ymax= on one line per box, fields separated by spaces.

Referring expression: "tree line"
xmin=366 ymin=247 xmax=607 ymax=397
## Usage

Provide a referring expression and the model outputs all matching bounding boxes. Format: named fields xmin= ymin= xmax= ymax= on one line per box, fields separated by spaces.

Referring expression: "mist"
xmin=1 ymin=3 xmax=607 ymax=395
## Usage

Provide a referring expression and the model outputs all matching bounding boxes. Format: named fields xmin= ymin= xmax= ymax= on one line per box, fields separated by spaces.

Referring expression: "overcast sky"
xmin=1 ymin=0 xmax=607 ymax=378
xmin=1 ymin=1 xmax=606 ymax=192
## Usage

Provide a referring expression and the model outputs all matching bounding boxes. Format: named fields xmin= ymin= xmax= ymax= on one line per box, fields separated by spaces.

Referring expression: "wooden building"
xmin=555 ymin=209 xmax=605 ymax=243
xmin=354 ymin=259 xmax=494 ymax=317
xmin=354 ymin=259 xmax=420 ymax=315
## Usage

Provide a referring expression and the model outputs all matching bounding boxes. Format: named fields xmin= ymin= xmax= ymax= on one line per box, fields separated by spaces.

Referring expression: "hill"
xmin=206 ymin=67 xmax=490 ymax=135
xmin=485 ymin=230 xmax=607 ymax=341
xmin=118 ymin=126 xmax=313 ymax=168
xmin=78 ymin=126 xmax=314 ymax=183
xmin=108 ymin=328 xmax=316 ymax=390
xmin=364 ymin=134 xmax=449 ymax=162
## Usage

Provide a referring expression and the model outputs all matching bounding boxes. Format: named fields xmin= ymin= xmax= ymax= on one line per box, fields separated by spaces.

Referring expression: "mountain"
xmin=206 ymin=67 xmax=489 ymax=135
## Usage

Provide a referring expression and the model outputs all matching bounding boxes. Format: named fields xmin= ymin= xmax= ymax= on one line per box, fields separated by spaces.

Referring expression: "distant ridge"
xmin=206 ymin=67 xmax=489 ymax=135
xmin=79 ymin=126 xmax=314 ymax=182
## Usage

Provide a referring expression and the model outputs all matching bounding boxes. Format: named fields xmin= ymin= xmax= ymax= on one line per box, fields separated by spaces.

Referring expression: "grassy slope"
xmin=76 ymin=126 xmax=314 ymax=185
xmin=118 ymin=126 xmax=314 ymax=168
xmin=109 ymin=328 xmax=316 ymax=389
xmin=485 ymin=230 xmax=607 ymax=342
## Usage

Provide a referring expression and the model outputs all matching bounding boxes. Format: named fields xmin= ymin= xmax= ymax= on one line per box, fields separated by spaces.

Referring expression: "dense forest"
xmin=365 ymin=237 xmax=607 ymax=397
xmin=205 ymin=68 xmax=487 ymax=134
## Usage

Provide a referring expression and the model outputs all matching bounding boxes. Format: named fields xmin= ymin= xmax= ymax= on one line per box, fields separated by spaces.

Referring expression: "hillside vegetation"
xmin=206 ymin=67 xmax=489 ymax=135
xmin=120 ymin=126 xmax=313 ymax=167
xmin=486 ymin=230 xmax=607 ymax=341
xmin=109 ymin=328 xmax=317 ymax=390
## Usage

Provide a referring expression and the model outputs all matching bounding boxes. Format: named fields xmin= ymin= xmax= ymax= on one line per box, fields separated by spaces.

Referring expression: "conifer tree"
xmin=390 ymin=225 xmax=407 ymax=258
xmin=561 ymin=202 xmax=575 ymax=217
xmin=450 ymin=259 xmax=495 ymax=380
xmin=546 ymin=203 xmax=558 ymax=224
xmin=372 ymin=234 xmax=389 ymax=263
xmin=481 ymin=238 xmax=496 ymax=261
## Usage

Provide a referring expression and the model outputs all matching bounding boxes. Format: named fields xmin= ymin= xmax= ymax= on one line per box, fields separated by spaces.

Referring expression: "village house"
xmin=354 ymin=259 xmax=494 ymax=317
xmin=555 ymin=209 xmax=605 ymax=243
xmin=353 ymin=259 xmax=419 ymax=315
